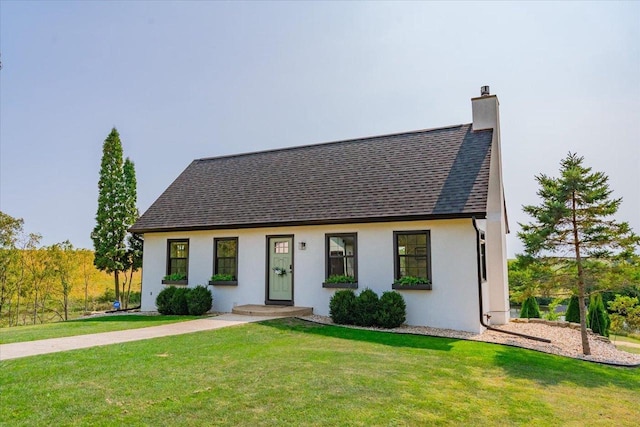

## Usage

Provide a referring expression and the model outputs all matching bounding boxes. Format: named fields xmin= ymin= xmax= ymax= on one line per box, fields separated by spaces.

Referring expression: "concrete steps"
xmin=232 ymin=304 xmax=313 ymax=317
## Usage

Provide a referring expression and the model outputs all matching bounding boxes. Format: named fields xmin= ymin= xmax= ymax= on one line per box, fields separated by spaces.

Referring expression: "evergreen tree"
xmin=518 ymin=153 xmax=639 ymax=355
xmin=123 ymin=158 xmax=138 ymax=228
xmin=122 ymin=158 xmax=143 ymax=308
xmin=91 ymin=128 xmax=130 ymax=304
xmin=520 ymin=296 xmax=541 ymax=319
xmin=587 ymin=293 xmax=610 ymax=337
xmin=564 ymin=295 xmax=581 ymax=324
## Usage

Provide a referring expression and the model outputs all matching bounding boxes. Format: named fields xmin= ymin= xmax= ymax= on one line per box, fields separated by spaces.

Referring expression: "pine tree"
xmin=520 ymin=296 xmax=541 ymax=319
xmin=587 ymin=293 xmax=610 ymax=337
xmin=564 ymin=295 xmax=581 ymax=324
xmin=91 ymin=128 xmax=129 ymax=304
xmin=518 ymin=153 xmax=639 ymax=355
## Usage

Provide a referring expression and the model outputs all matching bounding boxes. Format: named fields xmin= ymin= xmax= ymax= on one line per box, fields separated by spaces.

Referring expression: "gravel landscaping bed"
xmin=300 ymin=315 xmax=640 ymax=367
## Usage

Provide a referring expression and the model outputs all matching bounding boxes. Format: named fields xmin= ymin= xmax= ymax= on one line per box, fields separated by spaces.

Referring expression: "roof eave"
xmin=128 ymin=212 xmax=488 ymax=234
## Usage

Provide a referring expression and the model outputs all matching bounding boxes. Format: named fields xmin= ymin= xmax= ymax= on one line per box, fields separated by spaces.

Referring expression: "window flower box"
xmin=392 ymin=276 xmax=431 ymax=290
xmin=322 ymin=281 xmax=358 ymax=289
xmin=208 ymin=280 xmax=238 ymax=286
xmin=391 ymin=283 xmax=432 ymax=290
xmin=162 ymin=279 xmax=188 ymax=286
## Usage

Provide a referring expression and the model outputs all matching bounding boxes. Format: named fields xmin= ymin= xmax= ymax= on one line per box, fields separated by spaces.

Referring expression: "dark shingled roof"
xmin=130 ymin=124 xmax=493 ymax=233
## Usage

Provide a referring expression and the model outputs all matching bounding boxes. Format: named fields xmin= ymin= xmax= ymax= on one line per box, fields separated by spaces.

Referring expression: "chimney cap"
xmin=480 ymin=86 xmax=490 ymax=96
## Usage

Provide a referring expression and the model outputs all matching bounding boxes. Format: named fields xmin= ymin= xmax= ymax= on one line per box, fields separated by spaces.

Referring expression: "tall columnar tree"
xmin=91 ymin=128 xmax=137 ymax=305
xmin=123 ymin=158 xmax=138 ymax=229
xmin=587 ymin=293 xmax=610 ymax=337
xmin=122 ymin=157 xmax=142 ymax=308
xmin=518 ymin=152 xmax=639 ymax=355
xmin=564 ymin=295 xmax=581 ymax=324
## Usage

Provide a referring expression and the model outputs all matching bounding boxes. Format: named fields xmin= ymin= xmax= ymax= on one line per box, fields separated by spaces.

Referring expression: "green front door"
xmin=267 ymin=236 xmax=293 ymax=303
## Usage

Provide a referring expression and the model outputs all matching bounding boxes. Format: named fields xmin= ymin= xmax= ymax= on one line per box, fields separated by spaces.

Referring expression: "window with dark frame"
xmin=167 ymin=240 xmax=189 ymax=278
xmin=214 ymin=238 xmax=238 ymax=279
xmin=394 ymin=231 xmax=431 ymax=281
xmin=325 ymin=233 xmax=357 ymax=279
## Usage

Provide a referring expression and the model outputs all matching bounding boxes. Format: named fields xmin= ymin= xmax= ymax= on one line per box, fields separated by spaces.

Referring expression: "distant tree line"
xmin=0 ymin=211 xmax=141 ymax=327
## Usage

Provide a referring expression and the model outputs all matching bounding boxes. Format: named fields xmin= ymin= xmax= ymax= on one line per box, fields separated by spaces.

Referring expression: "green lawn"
xmin=611 ymin=334 xmax=640 ymax=345
xmin=0 ymin=314 xmax=200 ymax=344
xmin=1 ymin=318 xmax=639 ymax=426
xmin=611 ymin=334 xmax=640 ymax=355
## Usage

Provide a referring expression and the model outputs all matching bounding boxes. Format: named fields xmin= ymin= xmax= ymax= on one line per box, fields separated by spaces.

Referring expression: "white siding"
xmin=140 ymin=218 xmax=483 ymax=333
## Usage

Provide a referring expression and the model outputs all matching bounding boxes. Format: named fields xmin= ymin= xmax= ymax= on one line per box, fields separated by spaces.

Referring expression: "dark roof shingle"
xmin=130 ymin=124 xmax=493 ymax=233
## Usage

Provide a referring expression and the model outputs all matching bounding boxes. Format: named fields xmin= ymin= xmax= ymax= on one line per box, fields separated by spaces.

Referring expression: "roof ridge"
xmin=195 ymin=123 xmax=471 ymax=163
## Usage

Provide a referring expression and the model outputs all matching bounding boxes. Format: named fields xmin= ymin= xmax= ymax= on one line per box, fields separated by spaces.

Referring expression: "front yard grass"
xmin=1 ymin=318 xmax=639 ymax=426
xmin=611 ymin=334 xmax=640 ymax=355
xmin=0 ymin=314 xmax=200 ymax=344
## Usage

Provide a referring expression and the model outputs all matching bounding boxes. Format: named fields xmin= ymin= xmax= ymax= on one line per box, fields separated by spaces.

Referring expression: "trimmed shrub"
xmin=519 ymin=296 xmax=541 ymax=319
xmin=329 ymin=289 xmax=356 ymax=325
xmin=156 ymin=286 xmax=178 ymax=314
xmin=565 ymin=295 xmax=581 ymax=323
xmin=588 ymin=293 xmax=610 ymax=337
xmin=169 ymin=287 xmax=190 ymax=315
xmin=354 ymin=288 xmax=380 ymax=327
xmin=376 ymin=291 xmax=406 ymax=328
xmin=186 ymin=285 xmax=213 ymax=315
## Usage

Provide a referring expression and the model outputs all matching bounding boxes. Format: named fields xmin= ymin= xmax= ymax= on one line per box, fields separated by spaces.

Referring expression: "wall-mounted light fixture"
xmin=299 ymin=241 xmax=307 ymax=250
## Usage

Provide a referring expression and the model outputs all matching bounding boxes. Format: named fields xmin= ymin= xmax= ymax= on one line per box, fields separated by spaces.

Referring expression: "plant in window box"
xmin=162 ymin=273 xmax=188 ymax=285
xmin=208 ymin=273 xmax=238 ymax=286
xmin=323 ymin=274 xmax=358 ymax=289
xmin=392 ymin=276 xmax=431 ymax=290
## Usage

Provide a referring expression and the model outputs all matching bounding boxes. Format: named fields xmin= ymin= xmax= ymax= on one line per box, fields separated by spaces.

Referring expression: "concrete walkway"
xmin=0 ymin=314 xmax=280 ymax=361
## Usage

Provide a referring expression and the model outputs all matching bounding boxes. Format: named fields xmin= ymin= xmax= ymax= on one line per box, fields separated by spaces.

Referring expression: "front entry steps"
xmin=232 ymin=304 xmax=313 ymax=317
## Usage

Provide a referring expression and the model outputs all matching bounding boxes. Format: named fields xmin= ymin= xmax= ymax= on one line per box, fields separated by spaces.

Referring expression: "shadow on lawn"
xmin=260 ymin=318 xmax=458 ymax=352
xmin=492 ymin=346 xmax=640 ymax=390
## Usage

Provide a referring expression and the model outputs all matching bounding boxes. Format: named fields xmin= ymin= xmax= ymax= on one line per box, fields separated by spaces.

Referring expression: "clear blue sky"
xmin=1 ymin=1 xmax=638 ymax=257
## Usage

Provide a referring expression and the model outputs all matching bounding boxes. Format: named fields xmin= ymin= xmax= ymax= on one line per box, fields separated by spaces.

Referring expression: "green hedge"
xmin=353 ymin=289 xmax=380 ymax=327
xmin=376 ymin=291 xmax=406 ymax=328
xmin=156 ymin=286 xmax=177 ymax=315
xmin=329 ymin=289 xmax=356 ymax=324
xmin=156 ymin=285 xmax=213 ymax=316
xmin=186 ymin=286 xmax=214 ymax=316
xmin=329 ymin=289 xmax=406 ymax=329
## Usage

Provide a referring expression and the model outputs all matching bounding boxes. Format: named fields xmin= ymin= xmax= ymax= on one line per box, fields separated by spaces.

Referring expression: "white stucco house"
xmin=130 ymin=87 xmax=510 ymax=333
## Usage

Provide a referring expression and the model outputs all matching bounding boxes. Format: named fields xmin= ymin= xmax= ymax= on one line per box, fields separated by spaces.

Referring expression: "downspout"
xmin=472 ymin=217 xmax=550 ymax=343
